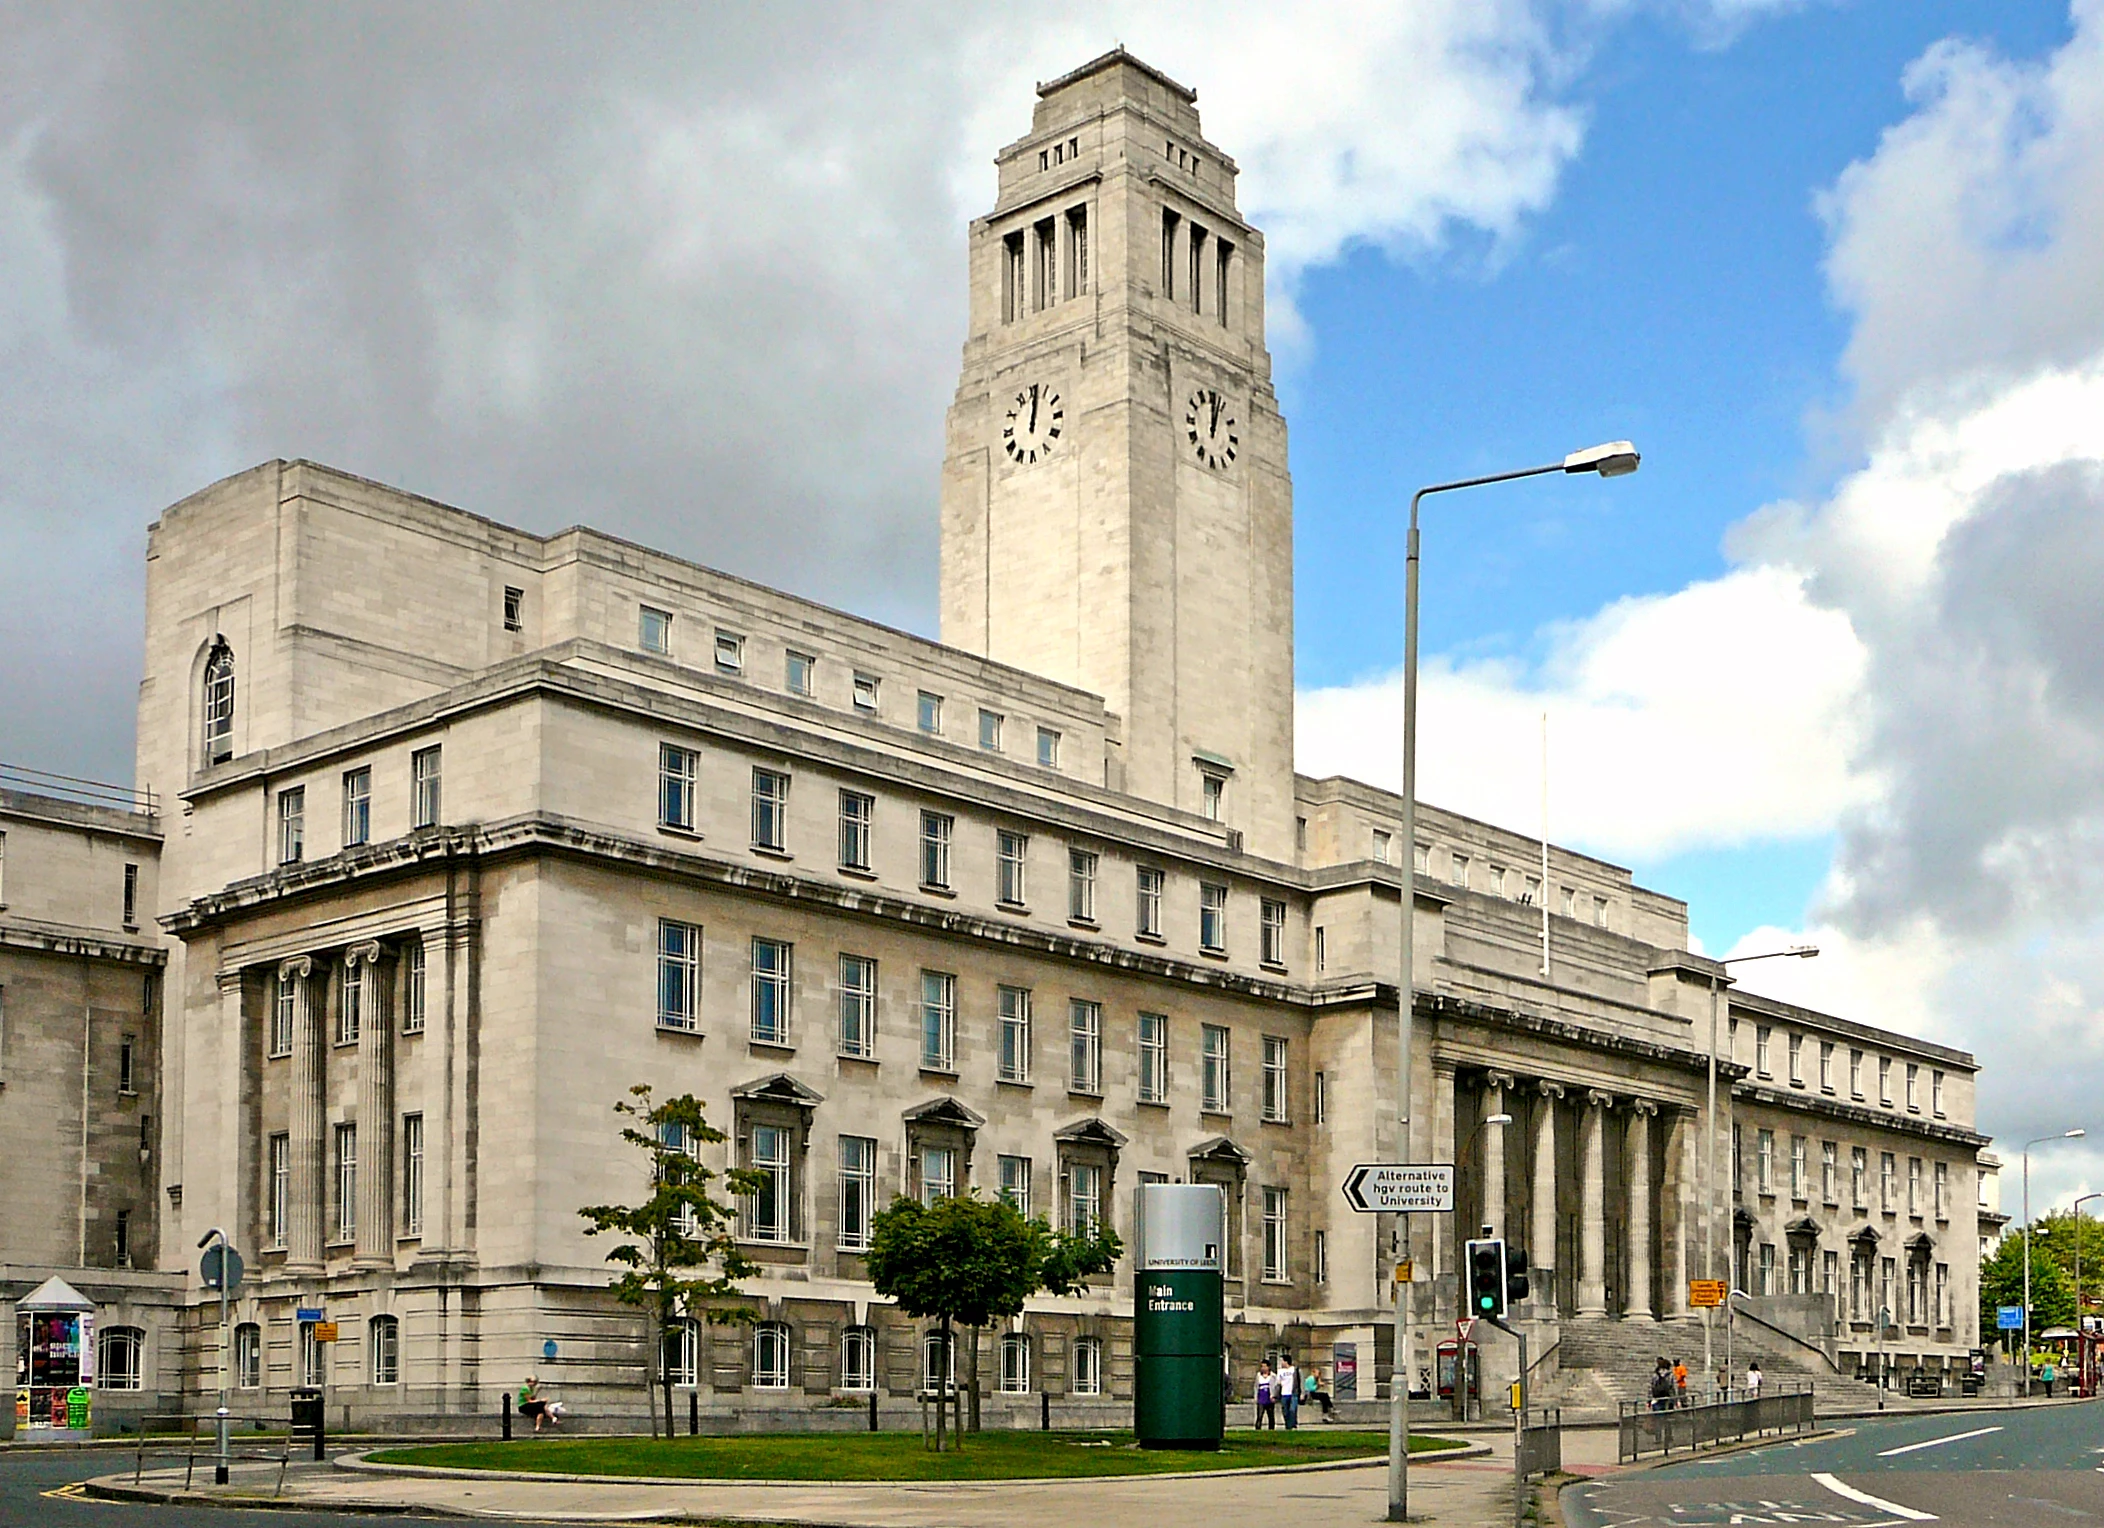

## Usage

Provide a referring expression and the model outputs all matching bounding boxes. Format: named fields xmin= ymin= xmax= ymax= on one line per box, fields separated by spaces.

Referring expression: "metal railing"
xmin=1518 ymin=1405 xmax=1561 ymax=1479
xmin=0 ymin=762 xmax=158 ymax=816
xmin=130 ymin=1413 xmax=292 ymax=1495
xmin=1617 ymin=1383 xmax=1815 ymax=1464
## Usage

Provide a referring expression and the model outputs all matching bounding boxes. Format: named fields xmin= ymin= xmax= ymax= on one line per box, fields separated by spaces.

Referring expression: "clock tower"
xmin=940 ymin=49 xmax=1296 ymax=863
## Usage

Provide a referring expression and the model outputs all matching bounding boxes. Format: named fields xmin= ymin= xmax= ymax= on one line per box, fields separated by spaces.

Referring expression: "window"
xmin=1068 ymin=848 xmax=1096 ymax=921
xmin=841 ymin=1326 xmax=875 ymax=1390
xmin=1822 ymin=1249 xmax=1840 ymax=1301
xmin=662 ymin=1319 xmax=700 ymax=1388
xmin=1791 ymin=1136 xmax=1807 ymax=1199
xmin=1592 ymin=895 xmax=1611 ymax=927
xmin=658 ymin=919 xmax=701 ymax=1032
xmin=1521 ymin=876 xmax=1541 ymax=905
xmin=1733 ymin=1124 xmax=1742 ymax=1190
xmin=1788 ymin=1034 xmax=1803 ymax=1085
xmin=639 ymin=605 xmax=672 ymax=654
xmin=1932 ymin=1069 xmax=1946 ymax=1118
xmin=785 ymin=650 xmax=815 ymax=696
xmin=503 ymin=586 xmax=524 ymax=631
xmin=997 ymin=830 xmax=1029 ymax=905
xmin=1314 ymin=1228 xmax=1328 ymax=1283
xmin=1201 ymin=771 xmax=1225 ymax=822
xmin=998 ymin=1153 xmax=1032 ymax=1214
xmin=1878 ymin=1056 xmax=1893 ymax=1105
xmin=402 ymin=1113 xmax=424 ymax=1236
xmin=1758 ymin=1242 xmax=1776 ymax=1297
xmin=1852 ymin=1147 xmax=1868 ymax=1208
xmin=838 ymin=1135 xmax=876 ymax=1251
xmin=1262 ymin=1036 xmax=1288 ymax=1122
xmin=342 ymin=766 xmax=371 ymax=848
xmin=1067 ymin=205 xmax=1089 ymax=297
xmin=997 ymin=986 xmax=1031 ymax=1082
xmin=1789 ymin=1243 xmax=1810 ymax=1295
xmin=658 ymin=744 xmax=698 ymax=831
xmin=1199 ymin=882 xmax=1227 ymax=953
xmin=1880 ymin=1152 xmax=1896 ymax=1212
xmin=1260 ymin=898 xmax=1286 ymax=967
xmin=832 ymin=790 xmax=873 ymax=872
xmin=1068 ymin=1000 xmax=1101 ymax=1094
xmin=1315 ymin=927 xmax=1326 ymax=972
xmin=751 ymin=938 xmax=792 ymax=1045
xmin=924 ymin=1328 xmax=956 ymax=1391
xmin=1819 ymin=1040 xmax=1835 ymax=1093
xmin=114 ymin=1207 xmax=131 ymax=1263
xmin=919 ymin=812 xmax=952 ymax=890
xmin=1935 ymin=1263 xmax=1950 ymax=1327
xmin=852 ymin=671 xmax=880 ymax=712
xmin=278 ymin=786 xmax=305 ymax=865
xmin=1755 ymin=1026 xmax=1772 ymax=1077
xmin=268 ymin=1133 xmax=289 ymax=1247
xmin=839 ymin=955 xmax=876 ymax=1058
xmin=1488 ymin=865 xmax=1507 ymax=897
xmin=1451 ymin=853 xmax=1470 ymax=888
xmin=1072 ymin=1336 xmax=1102 ymax=1396
xmin=300 ymin=1322 xmax=324 ymax=1386
xmin=403 ymin=941 xmax=426 ymax=1035
xmin=202 ymin=639 xmax=236 ymax=763
xmin=338 ymin=959 xmax=363 ymax=1045
xmin=920 ymin=1144 xmax=956 ymax=1205
xmin=753 ymin=1322 xmax=790 ymax=1389
xmin=235 ymin=1323 xmax=261 ymax=1390
xmin=1137 ymin=1013 xmax=1167 ymax=1103
xmin=119 ymin=1034 xmax=136 ymax=1095
xmin=411 ymin=746 xmax=442 ymax=828
xmin=1037 ymin=727 xmax=1061 ymax=768
xmin=978 ymin=708 xmax=1003 ymax=751
xmin=1905 ymin=1062 xmax=1920 ymax=1112
xmin=751 ymin=768 xmax=789 ymax=851
xmin=1822 ymin=1141 xmax=1838 ymax=1204
xmin=1908 ymin=1157 xmax=1922 ymax=1216
xmin=97 ymin=1327 xmax=143 ymax=1391
xmin=1202 ymin=1024 xmax=1230 ymax=1112
xmin=1756 ymin=1129 xmax=1774 ymax=1193
xmin=714 ymin=630 xmax=744 ymax=674
xmin=920 ymin=970 xmax=956 ymax=1070
xmin=334 ymin=1122 xmax=358 ymax=1242
xmin=1559 ymin=884 xmax=1576 ymax=917
xmin=1934 ymin=1160 xmax=1948 ymax=1219
xmin=1067 ymin=1160 xmax=1101 ymax=1236
xmin=1263 ymin=1187 xmax=1288 ymax=1280
xmin=1372 ymin=829 xmax=1392 ymax=864
xmin=748 ymin=1124 xmax=791 ymax=1242
xmin=1136 ymin=866 xmax=1164 ymax=937
xmin=1314 ymin=1070 xmax=1326 ymax=1124
xmin=1161 ymin=207 xmax=1179 ymax=297
xmin=370 ymin=1315 xmax=400 ymax=1385
xmin=1001 ymin=1333 xmax=1031 ymax=1393
xmin=1849 ymin=1048 xmax=1864 ymax=1099
xmin=1004 ymin=230 xmax=1026 ymax=321
xmin=271 ymin=968 xmax=296 ymax=1056
xmin=123 ymin=862 xmax=138 ymax=927
xmin=917 ymin=690 xmax=942 ymax=734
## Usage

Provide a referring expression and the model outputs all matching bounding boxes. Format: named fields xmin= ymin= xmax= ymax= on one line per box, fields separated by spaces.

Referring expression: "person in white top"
xmin=1275 ymin=1357 xmax=1300 ymax=1429
xmin=1744 ymin=1360 xmax=1762 ymax=1397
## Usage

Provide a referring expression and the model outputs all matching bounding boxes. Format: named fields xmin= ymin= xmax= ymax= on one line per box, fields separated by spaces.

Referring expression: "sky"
xmin=3 ymin=1 xmax=2102 ymax=1208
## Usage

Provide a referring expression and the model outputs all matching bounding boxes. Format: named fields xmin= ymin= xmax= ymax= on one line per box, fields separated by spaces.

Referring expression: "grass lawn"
xmin=367 ymin=1427 xmax=1464 ymax=1481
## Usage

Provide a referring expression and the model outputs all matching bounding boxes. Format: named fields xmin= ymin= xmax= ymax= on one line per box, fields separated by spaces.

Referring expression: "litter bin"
xmin=290 ymin=1388 xmax=325 ymax=1460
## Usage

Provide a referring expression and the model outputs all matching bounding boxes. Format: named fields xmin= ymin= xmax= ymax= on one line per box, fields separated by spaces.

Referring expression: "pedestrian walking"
xmin=1647 ymin=1358 xmax=1673 ymax=1413
xmin=1672 ymin=1357 xmax=1690 ymax=1408
xmin=1744 ymin=1360 xmax=1762 ymax=1398
xmin=1255 ymin=1359 xmax=1277 ymax=1428
xmin=1276 ymin=1355 xmax=1301 ymax=1429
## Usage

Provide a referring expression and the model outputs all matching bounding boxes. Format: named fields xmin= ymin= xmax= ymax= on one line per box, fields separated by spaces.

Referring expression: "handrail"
xmin=0 ymin=762 xmax=158 ymax=816
xmin=1729 ymin=1301 xmax=1843 ymax=1374
xmin=1523 ymin=1339 xmax=1560 ymax=1378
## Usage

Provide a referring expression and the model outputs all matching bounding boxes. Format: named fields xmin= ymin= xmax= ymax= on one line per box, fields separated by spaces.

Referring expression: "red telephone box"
xmin=1436 ymin=1340 xmax=1479 ymax=1401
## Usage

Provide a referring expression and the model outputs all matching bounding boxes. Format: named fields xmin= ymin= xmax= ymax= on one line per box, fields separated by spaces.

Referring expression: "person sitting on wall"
xmin=1303 ymin=1363 xmax=1335 ymax=1419
xmin=518 ymin=1375 xmax=561 ymax=1433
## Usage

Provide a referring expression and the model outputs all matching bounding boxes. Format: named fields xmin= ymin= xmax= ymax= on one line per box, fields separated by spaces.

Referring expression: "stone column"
xmin=1483 ymin=1071 xmax=1514 ymax=1238
xmin=1531 ymin=1081 xmax=1562 ymax=1305
xmin=1664 ymin=1107 xmax=1692 ymax=1317
xmin=1430 ymin=1062 xmax=1459 ymax=1287
xmin=352 ymin=942 xmax=393 ymax=1268
xmin=1577 ymin=1090 xmax=1610 ymax=1317
xmin=1626 ymin=1100 xmax=1658 ymax=1319
xmin=283 ymin=956 xmax=324 ymax=1273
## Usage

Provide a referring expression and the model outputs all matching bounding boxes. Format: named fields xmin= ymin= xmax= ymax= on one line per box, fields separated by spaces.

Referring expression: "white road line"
xmin=1812 ymin=1472 xmax=1938 ymax=1521
xmin=1876 ymin=1425 xmax=2003 ymax=1457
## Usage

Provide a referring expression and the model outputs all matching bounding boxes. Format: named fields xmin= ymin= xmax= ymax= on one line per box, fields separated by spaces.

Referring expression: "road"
xmin=0 ymin=1448 xmax=449 ymax=1527
xmin=1568 ymin=1402 xmax=2104 ymax=1527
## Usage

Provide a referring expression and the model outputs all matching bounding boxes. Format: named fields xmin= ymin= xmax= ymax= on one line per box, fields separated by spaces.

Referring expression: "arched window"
xmin=921 ymin=1329 xmax=954 ymax=1394
xmin=999 ymin=1332 xmax=1030 ymax=1393
xmin=752 ymin=1321 xmax=790 ymax=1390
xmin=235 ymin=1322 xmax=262 ymax=1390
xmin=840 ymin=1326 xmax=875 ymax=1392
xmin=369 ymin=1315 xmax=399 ymax=1386
xmin=97 ymin=1325 xmax=144 ymax=1390
xmin=202 ymin=639 xmax=236 ymax=765
xmin=662 ymin=1317 xmax=699 ymax=1388
xmin=1071 ymin=1335 xmax=1102 ymax=1397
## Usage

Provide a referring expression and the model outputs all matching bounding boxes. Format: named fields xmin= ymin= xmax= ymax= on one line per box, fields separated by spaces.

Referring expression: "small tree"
xmin=865 ymin=1192 xmax=1120 ymax=1450
xmin=1980 ymin=1231 xmax=2076 ymax=1348
xmin=578 ymin=1086 xmax=761 ymax=1435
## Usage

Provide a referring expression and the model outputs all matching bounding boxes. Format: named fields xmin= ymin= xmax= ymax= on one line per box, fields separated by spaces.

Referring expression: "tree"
xmin=864 ymin=1193 xmax=1121 ymax=1450
xmin=578 ymin=1086 xmax=761 ymax=1435
xmin=2025 ymin=1211 xmax=2104 ymax=1317
xmin=1980 ymin=1231 xmax=2076 ymax=1348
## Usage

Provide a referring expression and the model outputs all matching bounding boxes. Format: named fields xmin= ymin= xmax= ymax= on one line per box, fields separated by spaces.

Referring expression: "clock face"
xmin=1185 ymin=387 xmax=1238 ymax=470
xmin=1002 ymin=382 xmax=1063 ymax=465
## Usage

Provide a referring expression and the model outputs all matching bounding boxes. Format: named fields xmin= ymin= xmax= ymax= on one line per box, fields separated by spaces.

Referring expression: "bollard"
xmin=869 ymin=1389 xmax=879 ymax=1433
xmin=502 ymin=1389 xmax=513 ymax=1441
xmin=313 ymin=1405 xmax=326 ymax=1462
xmin=690 ymin=1389 xmax=700 ymax=1437
xmin=1041 ymin=1390 xmax=1050 ymax=1431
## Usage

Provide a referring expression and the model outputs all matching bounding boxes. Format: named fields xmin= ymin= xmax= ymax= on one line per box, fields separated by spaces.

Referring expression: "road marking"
xmin=1875 ymin=1425 xmax=2002 ymax=1457
xmin=1811 ymin=1473 xmax=1936 ymax=1521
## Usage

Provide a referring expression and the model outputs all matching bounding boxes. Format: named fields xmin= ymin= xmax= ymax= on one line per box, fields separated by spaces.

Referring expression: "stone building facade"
xmin=4 ymin=48 xmax=1990 ymax=1430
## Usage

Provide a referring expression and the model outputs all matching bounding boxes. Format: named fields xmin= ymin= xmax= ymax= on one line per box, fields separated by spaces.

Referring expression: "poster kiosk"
xmin=13 ymin=1275 xmax=95 ymax=1438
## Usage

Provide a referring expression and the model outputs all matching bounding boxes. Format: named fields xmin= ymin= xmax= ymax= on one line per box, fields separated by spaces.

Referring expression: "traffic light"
xmin=1505 ymin=1245 xmax=1530 ymax=1307
xmin=1465 ymin=1237 xmax=1507 ymax=1319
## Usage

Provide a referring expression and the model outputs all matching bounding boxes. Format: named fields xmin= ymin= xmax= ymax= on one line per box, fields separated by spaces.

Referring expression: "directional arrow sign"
xmin=1342 ymin=1163 xmax=1455 ymax=1214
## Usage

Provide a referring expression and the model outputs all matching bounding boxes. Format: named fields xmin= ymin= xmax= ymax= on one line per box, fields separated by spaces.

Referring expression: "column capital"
xmin=216 ymin=967 xmax=245 ymax=993
xmin=277 ymin=954 xmax=313 ymax=980
xmin=1629 ymin=1097 xmax=1661 ymax=1117
xmin=1485 ymin=1070 xmax=1517 ymax=1093
xmin=345 ymin=940 xmax=384 ymax=968
xmin=1536 ymin=1079 xmax=1566 ymax=1100
xmin=1432 ymin=1059 xmax=1459 ymax=1080
xmin=1586 ymin=1088 xmax=1615 ymax=1110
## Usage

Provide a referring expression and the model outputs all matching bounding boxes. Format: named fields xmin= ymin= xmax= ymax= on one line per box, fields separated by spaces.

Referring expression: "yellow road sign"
xmin=1688 ymin=1280 xmax=1727 ymax=1309
xmin=312 ymin=1322 xmax=340 ymax=1342
xmin=1392 ymin=1259 xmax=1415 ymax=1284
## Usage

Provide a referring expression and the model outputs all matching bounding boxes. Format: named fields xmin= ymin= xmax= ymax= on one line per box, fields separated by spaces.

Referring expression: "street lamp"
xmin=2022 ymin=1129 xmax=2087 ymax=1395
xmin=1702 ymin=945 xmax=1819 ymax=1383
xmin=1389 ymin=441 xmax=1639 ymax=1523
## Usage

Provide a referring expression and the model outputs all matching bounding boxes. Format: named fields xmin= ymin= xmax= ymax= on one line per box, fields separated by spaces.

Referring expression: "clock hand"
xmin=1210 ymin=394 xmax=1221 ymax=434
xmin=1029 ymin=385 xmax=1039 ymax=434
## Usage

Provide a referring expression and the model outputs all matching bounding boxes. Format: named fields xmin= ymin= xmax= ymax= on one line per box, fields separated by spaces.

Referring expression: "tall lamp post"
xmin=2022 ymin=1129 xmax=2086 ymax=1395
xmin=1703 ymin=945 xmax=1818 ymax=1383
xmin=1389 ymin=440 xmax=1639 ymax=1524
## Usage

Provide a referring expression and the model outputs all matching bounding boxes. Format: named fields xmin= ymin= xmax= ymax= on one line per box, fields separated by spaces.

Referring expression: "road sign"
xmin=1456 ymin=1317 xmax=1477 ymax=1345
xmin=1392 ymin=1258 xmax=1415 ymax=1284
xmin=1998 ymin=1305 xmax=2024 ymax=1331
xmin=200 ymin=1244 xmax=244 ymax=1293
xmin=1688 ymin=1279 xmax=1727 ymax=1309
xmin=1343 ymin=1163 xmax=1455 ymax=1214
xmin=296 ymin=1308 xmax=325 ymax=1323
xmin=312 ymin=1322 xmax=339 ymax=1343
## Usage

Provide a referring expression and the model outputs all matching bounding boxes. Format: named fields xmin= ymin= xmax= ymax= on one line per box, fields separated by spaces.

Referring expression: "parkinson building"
xmin=2 ymin=50 xmax=1992 ymax=1432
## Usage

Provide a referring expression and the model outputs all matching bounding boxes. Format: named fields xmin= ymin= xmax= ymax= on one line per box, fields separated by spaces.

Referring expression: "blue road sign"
xmin=1997 ymin=1305 xmax=2024 ymax=1330
xmin=296 ymin=1307 xmax=326 ymax=1323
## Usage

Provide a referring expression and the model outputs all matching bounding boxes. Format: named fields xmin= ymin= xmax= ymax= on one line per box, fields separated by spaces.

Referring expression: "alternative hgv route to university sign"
xmin=1341 ymin=1163 xmax=1455 ymax=1214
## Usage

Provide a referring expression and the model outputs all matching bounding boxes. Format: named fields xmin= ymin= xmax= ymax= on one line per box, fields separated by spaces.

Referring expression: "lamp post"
xmin=1389 ymin=440 xmax=1639 ymax=1523
xmin=1702 ymin=946 xmax=1818 ymax=1384
xmin=2022 ymin=1129 xmax=2086 ymax=1395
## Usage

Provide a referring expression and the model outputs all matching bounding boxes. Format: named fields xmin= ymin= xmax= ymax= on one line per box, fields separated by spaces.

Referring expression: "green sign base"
xmin=1134 ymin=1268 xmax=1224 ymax=1450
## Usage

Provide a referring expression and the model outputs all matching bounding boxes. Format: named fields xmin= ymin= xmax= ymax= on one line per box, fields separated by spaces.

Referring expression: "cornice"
xmin=0 ymin=921 xmax=167 ymax=967
xmin=1731 ymin=1082 xmax=1989 ymax=1151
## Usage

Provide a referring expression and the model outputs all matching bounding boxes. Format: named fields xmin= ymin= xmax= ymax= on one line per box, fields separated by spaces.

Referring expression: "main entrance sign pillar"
xmin=1133 ymin=1183 xmax=1226 ymax=1450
